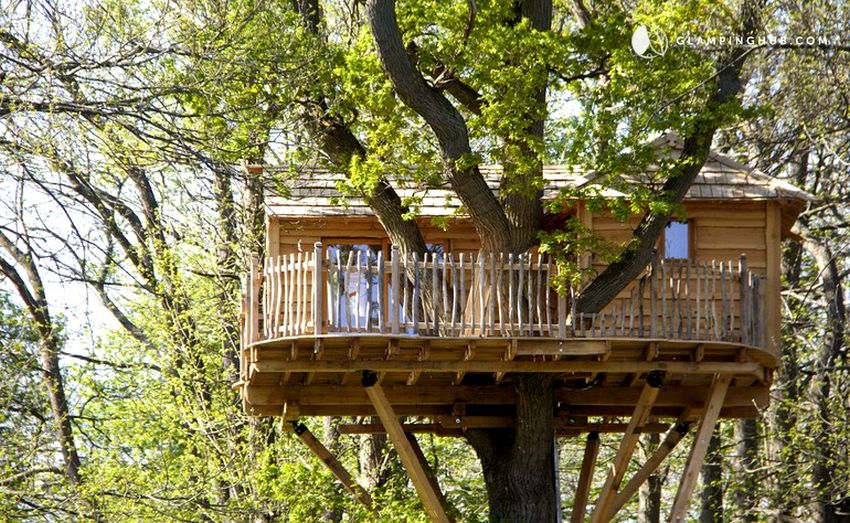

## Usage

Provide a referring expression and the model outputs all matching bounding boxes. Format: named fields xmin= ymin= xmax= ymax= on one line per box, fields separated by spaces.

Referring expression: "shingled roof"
xmin=262 ymin=134 xmax=814 ymax=220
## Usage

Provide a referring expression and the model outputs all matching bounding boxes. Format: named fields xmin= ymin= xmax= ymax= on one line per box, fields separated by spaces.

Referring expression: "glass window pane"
xmin=664 ymin=221 xmax=689 ymax=259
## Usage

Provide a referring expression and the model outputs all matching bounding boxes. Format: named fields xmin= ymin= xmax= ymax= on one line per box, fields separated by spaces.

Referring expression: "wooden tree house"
xmin=237 ymin=141 xmax=813 ymax=522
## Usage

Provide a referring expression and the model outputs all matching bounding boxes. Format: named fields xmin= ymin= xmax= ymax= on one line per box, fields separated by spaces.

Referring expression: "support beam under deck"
xmin=571 ymin=432 xmax=600 ymax=523
xmin=362 ymin=371 xmax=453 ymax=523
xmin=592 ymin=370 xmax=666 ymax=522
xmin=668 ymin=374 xmax=731 ymax=522
xmin=291 ymin=423 xmax=374 ymax=512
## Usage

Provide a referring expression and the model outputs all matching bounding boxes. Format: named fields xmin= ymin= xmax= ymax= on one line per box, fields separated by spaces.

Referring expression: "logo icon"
xmin=631 ymin=24 xmax=668 ymax=58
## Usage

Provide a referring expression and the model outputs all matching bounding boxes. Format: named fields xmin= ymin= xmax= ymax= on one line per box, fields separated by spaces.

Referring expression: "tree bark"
xmin=466 ymin=374 xmax=557 ymax=522
xmin=366 ymin=0 xmax=513 ymax=251
xmin=733 ymin=420 xmax=758 ymax=522
xmin=801 ymin=226 xmax=845 ymax=523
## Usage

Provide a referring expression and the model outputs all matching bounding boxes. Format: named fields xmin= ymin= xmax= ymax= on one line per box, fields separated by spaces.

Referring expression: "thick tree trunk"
xmin=700 ymin=431 xmax=723 ymax=523
xmin=466 ymin=374 xmax=557 ymax=522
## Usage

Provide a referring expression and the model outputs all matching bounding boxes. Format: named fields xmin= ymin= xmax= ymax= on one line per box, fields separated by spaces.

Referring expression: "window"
xmin=663 ymin=220 xmax=690 ymax=260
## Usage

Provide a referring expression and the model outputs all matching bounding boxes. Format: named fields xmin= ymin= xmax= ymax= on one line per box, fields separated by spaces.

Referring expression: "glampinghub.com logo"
xmin=631 ymin=24 xmax=669 ymax=58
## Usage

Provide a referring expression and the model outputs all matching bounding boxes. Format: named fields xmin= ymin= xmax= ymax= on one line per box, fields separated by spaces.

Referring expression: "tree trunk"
xmin=733 ymin=419 xmax=758 ymax=522
xmin=802 ymin=231 xmax=845 ymax=523
xmin=700 ymin=431 xmax=724 ymax=523
xmin=466 ymin=374 xmax=557 ymax=522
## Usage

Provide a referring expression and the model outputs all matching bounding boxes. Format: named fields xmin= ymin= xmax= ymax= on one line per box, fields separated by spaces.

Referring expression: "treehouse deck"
xmin=237 ymin=244 xmax=775 ymax=426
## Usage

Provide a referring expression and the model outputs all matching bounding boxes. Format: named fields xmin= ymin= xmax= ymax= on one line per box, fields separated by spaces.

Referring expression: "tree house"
xmin=237 ymin=142 xmax=813 ymax=521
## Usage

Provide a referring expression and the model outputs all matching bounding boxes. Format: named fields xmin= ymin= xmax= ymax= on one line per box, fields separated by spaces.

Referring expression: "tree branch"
xmin=575 ymin=0 xmax=761 ymax=314
xmin=367 ymin=0 xmax=512 ymax=250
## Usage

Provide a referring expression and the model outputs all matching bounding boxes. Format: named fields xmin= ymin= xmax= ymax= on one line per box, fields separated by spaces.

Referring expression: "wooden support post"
xmin=292 ymin=422 xmax=374 ymax=512
xmin=571 ymin=432 xmax=600 ymax=523
xmin=668 ymin=374 xmax=731 ymax=522
xmin=362 ymin=371 xmax=452 ymax=523
xmin=591 ymin=370 xmax=665 ymax=523
xmin=406 ymin=433 xmax=454 ymax=519
xmin=608 ymin=422 xmax=691 ymax=517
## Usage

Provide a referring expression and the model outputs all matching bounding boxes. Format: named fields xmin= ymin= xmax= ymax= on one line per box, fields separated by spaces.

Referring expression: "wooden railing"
xmin=241 ymin=244 xmax=766 ymax=351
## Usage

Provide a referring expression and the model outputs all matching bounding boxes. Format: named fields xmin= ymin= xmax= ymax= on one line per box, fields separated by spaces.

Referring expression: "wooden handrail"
xmin=246 ymin=246 xmax=768 ymax=350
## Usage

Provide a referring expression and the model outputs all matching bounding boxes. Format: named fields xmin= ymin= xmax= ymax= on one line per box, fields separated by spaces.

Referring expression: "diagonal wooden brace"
xmin=608 ymin=422 xmax=692 ymax=517
xmin=668 ymin=374 xmax=731 ymax=522
xmin=571 ymin=431 xmax=601 ymax=523
xmin=291 ymin=422 xmax=374 ymax=512
xmin=591 ymin=370 xmax=666 ymax=523
xmin=362 ymin=370 xmax=453 ymax=523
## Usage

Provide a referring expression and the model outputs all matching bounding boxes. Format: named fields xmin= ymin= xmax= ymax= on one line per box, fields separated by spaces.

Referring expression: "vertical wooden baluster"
xmin=422 ymin=253 xmax=430 ymax=333
xmin=442 ymin=253 xmax=450 ymax=334
xmin=637 ymin=276 xmax=645 ymax=338
xmin=353 ymin=253 xmax=361 ymax=332
xmin=517 ymin=253 xmax=524 ymax=336
xmin=536 ymin=254 xmax=544 ymax=336
xmin=261 ymin=258 xmax=268 ymax=338
xmin=390 ymin=245 xmax=400 ymax=335
xmin=720 ymin=261 xmax=728 ymax=340
xmin=412 ymin=253 xmax=420 ymax=335
xmin=335 ymin=250 xmax=342 ymax=332
xmin=557 ymin=264 xmax=567 ymax=339
xmin=276 ymin=256 xmax=285 ymax=337
xmin=459 ymin=253 xmax=467 ymax=335
xmin=579 ymin=312 xmax=585 ymax=337
xmin=739 ymin=254 xmax=748 ymax=345
xmin=342 ymin=251 xmax=352 ymax=333
xmin=661 ymin=259 xmax=668 ymax=338
xmin=685 ymin=263 xmax=692 ymax=339
xmin=365 ymin=252 xmax=373 ymax=332
xmin=756 ymin=274 xmax=762 ymax=346
xmin=264 ymin=257 xmax=271 ymax=338
xmin=650 ymin=255 xmax=658 ymax=338
xmin=449 ymin=253 xmax=457 ymax=336
xmin=546 ymin=257 xmax=553 ymax=334
xmin=278 ymin=255 xmax=285 ymax=336
xmin=402 ymin=252 xmax=409 ymax=332
xmin=479 ymin=253 xmax=486 ymax=335
xmin=296 ymin=253 xmax=303 ymax=334
xmin=488 ymin=253 xmax=496 ymax=336
xmin=677 ymin=265 xmax=684 ymax=338
xmin=508 ymin=253 xmax=515 ymax=335
xmin=303 ymin=252 xmax=310 ymax=334
xmin=432 ymin=252 xmax=440 ymax=335
xmin=496 ymin=253 xmax=505 ymax=335
xmin=525 ymin=253 xmax=534 ymax=336
xmin=728 ymin=261 xmax=736 ymax=342
xmin=629 ymin=288 xmax=636 ymax=336
xmin=468 ymin=253 xmax=476 ymax=336
xmin=285 ymin=253 xmax=293 ymax=336
xmin=695 ymin=260 xmax=701 ymax=339
xmin=377 ymin=251 xmax=385 ymax=333
xmin=619 ymin=298 xmax=626 ymax=336
xmin=313 ymin=243 xmax=323 ymax=335
xmin=284 ymin=253 xmax=292 ymax=335
xmin=324 ymin=253 xmax=336 ymax=332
